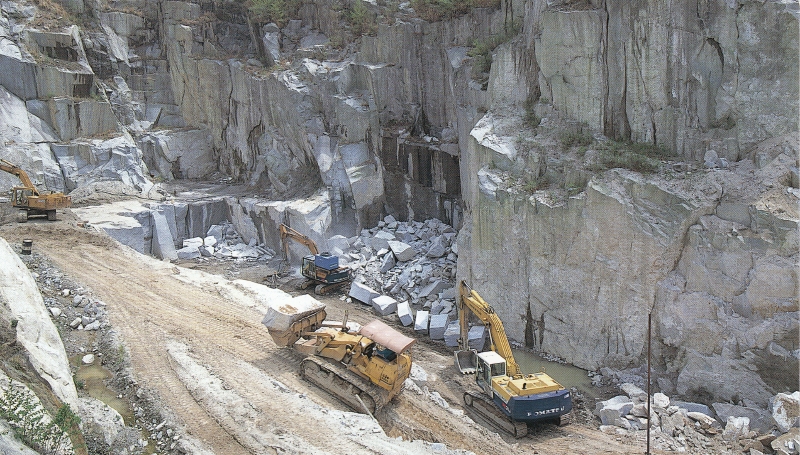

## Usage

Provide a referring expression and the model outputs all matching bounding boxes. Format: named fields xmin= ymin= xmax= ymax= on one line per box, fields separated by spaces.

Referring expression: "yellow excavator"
xmin=279 ymin=223 xmax=352 ymax=294
xmin=0 ymin=159 xmax=71 ymax=221
xmin=454 ymin=280 xmax=572 ymax=438
xmin=263 ymin=299 xmax=415 ymax=414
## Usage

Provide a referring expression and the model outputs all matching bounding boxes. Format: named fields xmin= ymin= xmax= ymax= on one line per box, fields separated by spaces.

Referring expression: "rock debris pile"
xmin=175 ymin=221 xmax=276 ymax=261
xmin=595 ymin=384 xmax=800 ymax=455
xmin=329 ymin=216 xmax=489 ymax=349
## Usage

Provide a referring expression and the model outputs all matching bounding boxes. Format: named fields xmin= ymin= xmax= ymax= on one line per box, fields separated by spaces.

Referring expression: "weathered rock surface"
xmin=0 ymin=238 xmax=78 ymax=408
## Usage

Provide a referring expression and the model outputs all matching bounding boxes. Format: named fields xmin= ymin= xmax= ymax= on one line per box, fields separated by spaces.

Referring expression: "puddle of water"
xmin=73 ymin=360 xmax=135 ymax=425
xmin=72 ymin=357 xmax=159 ymax=454
xmin=512 ymin=349 xmax=598 ymax=398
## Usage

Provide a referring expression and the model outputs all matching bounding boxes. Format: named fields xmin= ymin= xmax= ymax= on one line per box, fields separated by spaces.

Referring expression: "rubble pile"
xmin=332 ymin=216 xmax=488 ymax=348
xmin=595 ymin=383 xmax=800 ymax=454
xmin=175 ymin=221 xmax=276 ymax=261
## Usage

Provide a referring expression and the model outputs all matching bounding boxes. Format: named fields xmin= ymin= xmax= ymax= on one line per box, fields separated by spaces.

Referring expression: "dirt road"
xmin=1 ymin=217 xmax=646 ymax=455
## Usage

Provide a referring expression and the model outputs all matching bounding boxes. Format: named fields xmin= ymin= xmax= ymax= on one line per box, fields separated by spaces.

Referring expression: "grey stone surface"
xmin=671 ymin=400 xmax=712 ymax=417
xmin=444 ymin=321 xmax=460 ymax=347
xmin=372 ymin=295 xmax=398 ymax=316
xmin=176 ymin=246 xmax=201 ymax=260
xmin=397 ymin=300 xmax=413 ymax=326
xmin=414 ymin=310 xmax=429 ymax=333
xmin=349 ymin=281 xmax=379 ymax=305
xmin=388 ymin=240 xmax=416 ymax=262
xmin=428 ymin=314 xmax=449 ymax=340
xmin=151 ymin=211 xmax=178 ymax=261
xmin=467 ymin=325 xmax=487 ymax=351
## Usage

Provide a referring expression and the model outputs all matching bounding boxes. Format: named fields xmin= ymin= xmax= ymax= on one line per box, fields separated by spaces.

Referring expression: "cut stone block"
xmin=440 ymin=286 xmax=457 ymax=300
xmin=349 ymin=281 xmax=379 ymax=305
xmin=372 ymin=295 xmax=398 ymax=316
xmin=327 ymin=235 xmax=350 ymax=252
xmin=414 ymin=310 xmax=429 ymax=333
xmin=176 ymin=246 xmax=200 ymax=259
xmin=397 ymin=301 xmax=413 ymax=326
xmin=467 ymin=325 xmax=487 ymax=351
xmin=419 ymin=279 xmax=449 ymax=299
xmin=370 ymin=231 xmax=396 ymax=250
xmin=151 ymin=211 xmax=177 ymax=261
xmin=183 ymin=237 xmax=203 ymax=249
xmin=380 ymin=252 xmax=396 ymax=273
xmin=444 ymin=321 xmax=460 ymax=347
xmin=262 ymin=294 xmax=325 ymax=332
xmin=388 ymin=240 xmax=416 ymax=262
xmin=429 ymin=314 xmax=449 ymax=340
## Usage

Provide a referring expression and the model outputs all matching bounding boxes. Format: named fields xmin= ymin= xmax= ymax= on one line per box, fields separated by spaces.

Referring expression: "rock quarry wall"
xmin=0 ymin=0 xmax=797 ymax=409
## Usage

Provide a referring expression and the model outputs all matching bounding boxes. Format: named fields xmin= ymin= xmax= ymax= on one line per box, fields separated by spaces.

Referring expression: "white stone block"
xmin=372 ymin=295 xmax=398 ymax=316
xmin=429 ymin=314 xmax=449 ymax=340
xmin=262 ymin=294 xmax=325 ymax=332
xmin=444 ymin=321 xmax=460 ymax=347
xmin=388 ymin=240 xmax=416 ymax=262
xmin=151 ymin=211 xmax=177 ymax=261
xmin=328 ymin=235 xmax=350 ymax=252
xmin=772 ymin=391 xmax=800 ymax=433
xmin=414 ymin=311 xmax=429 ymax=333
xmin=183 ymin=237 xmax=203 ymax=249
xmin=349 ymin=281 xmax=379 ymax=305
xmin=397 ymin=301 xmax=413 ymax=326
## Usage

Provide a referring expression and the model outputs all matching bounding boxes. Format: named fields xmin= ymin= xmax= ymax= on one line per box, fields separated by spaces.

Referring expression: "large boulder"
xmin=0 ymin=239 xmax=78 ymax=408
xmin=772 ymin=392 xmax=800 ymax=434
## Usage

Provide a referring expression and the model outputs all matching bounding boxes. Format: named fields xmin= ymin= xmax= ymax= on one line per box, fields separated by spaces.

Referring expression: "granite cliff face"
xmin=0 ymin=0 xmax=797 ymax=408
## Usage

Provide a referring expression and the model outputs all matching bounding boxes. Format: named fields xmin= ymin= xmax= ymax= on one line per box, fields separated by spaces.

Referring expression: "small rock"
xmin=49 ymin=307 xmax=62 ymax=317
xmin=82 ymin=354 xmax=95 ymax=365
xmin=84 ymin=320 xmax=101 ymax=331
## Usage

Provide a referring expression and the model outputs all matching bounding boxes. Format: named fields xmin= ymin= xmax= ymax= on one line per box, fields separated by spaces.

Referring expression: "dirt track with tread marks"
xmin=1 ymin=213 xmax=650 ymax=455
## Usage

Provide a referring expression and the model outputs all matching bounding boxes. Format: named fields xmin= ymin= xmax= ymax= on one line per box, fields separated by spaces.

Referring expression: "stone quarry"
xmin=0 ymin=0 xmax=797 ymax=453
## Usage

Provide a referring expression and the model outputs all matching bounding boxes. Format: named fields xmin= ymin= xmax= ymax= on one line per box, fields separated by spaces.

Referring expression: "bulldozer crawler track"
xmin=300 ymin=357 xmax=387 ymax=415
xmin=463 ymin=391 xmax=528 ymax=438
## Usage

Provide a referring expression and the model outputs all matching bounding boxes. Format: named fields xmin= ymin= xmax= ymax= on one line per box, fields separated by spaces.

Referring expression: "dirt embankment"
xmin=0 ymin=214 xmax=647 ymax=455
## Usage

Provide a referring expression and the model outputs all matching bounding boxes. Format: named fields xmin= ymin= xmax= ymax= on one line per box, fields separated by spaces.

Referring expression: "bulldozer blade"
xmin=454 ymin=349 xmax=478 ymax=374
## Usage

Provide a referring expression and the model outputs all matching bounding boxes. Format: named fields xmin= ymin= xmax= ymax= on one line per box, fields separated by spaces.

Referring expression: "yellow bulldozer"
xmin=263 ymin=298 xmax=415 ymax=415
xmin=0 ymin=159 xmax=71 ymax=221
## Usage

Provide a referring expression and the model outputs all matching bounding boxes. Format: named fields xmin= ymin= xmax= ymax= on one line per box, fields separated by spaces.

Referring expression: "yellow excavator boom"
xmin=0 ymin=159 xmax=39 ymax=195
xmin=279 ymin=223 xmax=320 ymax=258
xmin=457 ymin=280 xmax=522 ymax=378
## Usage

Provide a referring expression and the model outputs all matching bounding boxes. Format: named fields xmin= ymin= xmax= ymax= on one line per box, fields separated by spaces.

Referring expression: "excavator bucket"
xmin=454 ymin=349 xmax=478 ymax=374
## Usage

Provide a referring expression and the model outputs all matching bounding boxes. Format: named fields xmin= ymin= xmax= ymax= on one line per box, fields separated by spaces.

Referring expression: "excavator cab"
xmin=475 ymin=351 xmax=507 ymax=396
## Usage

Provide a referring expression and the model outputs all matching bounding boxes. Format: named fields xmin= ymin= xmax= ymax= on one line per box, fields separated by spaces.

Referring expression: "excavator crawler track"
xmin=463 ymin=390 xmax=528 ymax=438
xmin=300 ymin=356 xmax=387 ymax=415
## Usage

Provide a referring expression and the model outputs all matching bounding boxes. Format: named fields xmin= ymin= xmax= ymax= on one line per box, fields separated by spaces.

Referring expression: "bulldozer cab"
xmin=475 ymin=351 xmax=507 ymax=396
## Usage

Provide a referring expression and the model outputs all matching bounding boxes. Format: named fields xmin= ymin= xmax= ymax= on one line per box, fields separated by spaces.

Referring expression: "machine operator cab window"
xmin=475 ymin=351 xmax=507 ymax=395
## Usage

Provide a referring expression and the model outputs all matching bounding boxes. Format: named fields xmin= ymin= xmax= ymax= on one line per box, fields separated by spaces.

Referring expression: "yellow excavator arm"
xmin=458 ymin=280 xmax=522 ymax=378
xmin=0 ymin=159 xmax=39 ymax=195
xmin=279 ymin=223 xmax=320 ymax=258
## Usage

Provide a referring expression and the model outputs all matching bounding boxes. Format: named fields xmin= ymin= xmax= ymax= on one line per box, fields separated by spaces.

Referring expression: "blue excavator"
xmin=279 ymin=223 xmax=352 ymax=295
